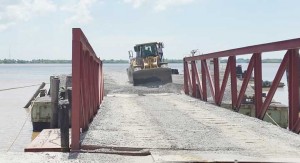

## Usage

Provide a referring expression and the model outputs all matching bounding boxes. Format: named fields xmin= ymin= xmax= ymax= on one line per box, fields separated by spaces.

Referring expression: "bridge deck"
xmin=82 ymin=70 xmax=300 ymax=162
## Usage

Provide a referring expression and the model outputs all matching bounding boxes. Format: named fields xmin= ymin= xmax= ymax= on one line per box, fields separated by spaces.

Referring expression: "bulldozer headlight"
xmin=134 ymin=67 xmax=141 ymax=71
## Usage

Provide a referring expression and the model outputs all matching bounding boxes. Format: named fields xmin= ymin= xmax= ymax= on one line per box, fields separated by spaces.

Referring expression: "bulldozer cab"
xmin=134 ymin=42 xmax=164 ymax=61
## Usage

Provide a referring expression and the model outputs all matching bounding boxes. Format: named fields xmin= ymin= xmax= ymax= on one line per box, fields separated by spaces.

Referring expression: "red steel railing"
xmin=184 ymin=38 xmax=300 ymax=133
xmin=72 ymin=28 xmax=104 ymax=150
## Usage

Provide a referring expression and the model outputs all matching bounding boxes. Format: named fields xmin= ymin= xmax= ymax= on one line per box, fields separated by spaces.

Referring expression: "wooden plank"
xmin=24 ymin=129 xmax=70 ymax=152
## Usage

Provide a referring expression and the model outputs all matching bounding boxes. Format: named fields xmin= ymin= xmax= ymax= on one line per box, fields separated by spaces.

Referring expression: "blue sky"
xmin=0 ymin=0 xmax=300 ymax=60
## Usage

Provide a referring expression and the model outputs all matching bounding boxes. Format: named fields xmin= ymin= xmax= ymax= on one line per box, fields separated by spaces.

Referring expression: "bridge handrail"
xmin=71 ymin=28 xmax=104 ymax=150
xmin=184 ymin=38 xmax=300 ymax=61
xmin=183 ymin=38 xmax=300 ymax=133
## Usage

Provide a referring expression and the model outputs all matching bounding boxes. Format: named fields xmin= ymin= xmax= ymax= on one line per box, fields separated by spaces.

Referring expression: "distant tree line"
xmin=0 ymin=58 xmax=184 ymax=64
xmin=102 ymin=59 xmax=128 ymax=63
xmin=0 ymin=59 xmax=71 ymax=64
xmin=0 ymin=58 xmax=282 ymax=64
xmin=0 ymin=59 xmax=131 ymax=64
xmin=220 ymin=58 xmax=282 ymax=63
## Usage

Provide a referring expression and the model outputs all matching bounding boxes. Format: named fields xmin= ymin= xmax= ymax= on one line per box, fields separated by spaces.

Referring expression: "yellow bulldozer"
xmin=127 ymin=42 xmax=173 ymax=86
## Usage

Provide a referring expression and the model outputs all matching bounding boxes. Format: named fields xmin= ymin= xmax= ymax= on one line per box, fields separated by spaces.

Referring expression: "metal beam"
xmin=258 ymin=52 xmax=289 ymax=119
xmin=287 ymin=50 xmax=300 ymax=130
xmin=202 ymin=60 xmax=215 ymax=101
xmin=254 ymin=53 xmax=262 ymax=118
xmin=230 ymin=56 xmax=237 ymax=110
xmin=192 ymin=62 xmax=203 ymax=99
xmin=201 ymin=60 xmax=207 ymax=101
xmin=236 ymin=55 xmax=255 ymax=111
xmin=71 ymin=29 xmax=82 ymax=150
xmin=184 ymin=38 xmax=300 ymax=62
xmin=214 ymin=58 xmax=220 ymax=104
xmin=191 ymin=61 xmax=197 ymax=97
xmin=183 ymin=61 xmax=189 ymax=95
xmin=217 ymin=60 xmax=230 ymax=106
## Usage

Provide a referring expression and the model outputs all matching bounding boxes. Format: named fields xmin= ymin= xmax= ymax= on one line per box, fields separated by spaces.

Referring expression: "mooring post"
xmin=67 ymin=88 xmax=72 ymax=129
xmin=65 ymin=75 xmax=72 ymax=100
xmin=59 ymin=100 xmax=70 ymax=152
xmin=50 ymin=77 xmax=60 ymax=128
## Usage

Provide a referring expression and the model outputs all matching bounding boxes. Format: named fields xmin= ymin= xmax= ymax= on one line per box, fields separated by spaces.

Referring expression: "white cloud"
xmin=0 ymin=0 xmax=57 ymax=31
xmin=61 ymin=0 xmax=98 ymax=24
xmin=0 ymin=22 xmax=14 ymax=31
xmin=123 ymin=0 xmax=148 ymax=8
xmin=123 ymin=0 xmax=194 ymax=11
xmin=154 ymin=0 xmax=194 ymax=11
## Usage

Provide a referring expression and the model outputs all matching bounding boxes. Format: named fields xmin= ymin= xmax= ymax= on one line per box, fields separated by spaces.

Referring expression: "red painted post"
xmin=94 ymin=66 xmax=97 ymax=113
xmin=88 ymin=59 xmax=92 ymax=113
xmin=94 ymin=61 xmax=99 ymax=114
xmin=288 ymin=50 xmax=300 ymax=130
xmin=214 ymin=58 xmax=220 ymax=104
xmin=192 ymin=62 xmax=203 ymax=99
xmin=91 ymin=61 xmax=96 ymax=115
xmin=101 ymin=61 xmax=104 ymax=102
xmin=97 ymin=62 xmax=100 ymax=105
xmin=99 ymin=62 xmax=102 ymax=104
xmin=101 ymin=61 xmax=104 ymax=101
xmin=254 ymin=53 xmax=262 ymax=118
xmin=71 ymin=29 xmax=81 ymax=150
xmin=82 ymin=52 xmax=88 ymax=131
xmin=202 ymin=60 xmax=215 ymax=101
xmin=229 ymin=56 xmax=237 ymax=110
xmin=191 ymin=61 xmax=197 ymax=97
xmin=201 ymin=60 xmax=207 ymax=101
xmin=183 ymin=61 xmax=190 ymax=95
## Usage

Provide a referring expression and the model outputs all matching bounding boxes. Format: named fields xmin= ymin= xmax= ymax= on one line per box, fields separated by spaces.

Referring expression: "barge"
xmin=27 ymin=75 xmax=72 ymax=131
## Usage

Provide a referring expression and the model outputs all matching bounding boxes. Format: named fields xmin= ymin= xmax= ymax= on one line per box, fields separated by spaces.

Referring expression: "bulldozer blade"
xmin=132 ymin=68 xmax=172 ymax=86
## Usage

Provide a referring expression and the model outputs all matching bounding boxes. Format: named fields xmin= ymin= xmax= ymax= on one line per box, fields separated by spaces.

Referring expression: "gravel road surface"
xmin=80 ymin=67 xmax=300 ymax=162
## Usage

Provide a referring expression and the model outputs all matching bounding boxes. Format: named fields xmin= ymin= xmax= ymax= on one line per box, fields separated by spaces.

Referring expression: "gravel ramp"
xmin=81 ymin=66 xmax=300 ymax=162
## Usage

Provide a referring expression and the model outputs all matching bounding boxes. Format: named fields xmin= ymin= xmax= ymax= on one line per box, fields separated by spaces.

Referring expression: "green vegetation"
xmin=102 ymin=59 xmax=128 ymax=63
xmin=0 ymin=58 xmax=184 ymax=64
xmin=0 ymin=58 xmax=282 ymax=64
xmin=0 ymin=59 xmax=71 ymax=64
xmin=220 ymin=58 xmax=282 ymax=63
xmin=0 ymin=59 xmax=131 ymax=64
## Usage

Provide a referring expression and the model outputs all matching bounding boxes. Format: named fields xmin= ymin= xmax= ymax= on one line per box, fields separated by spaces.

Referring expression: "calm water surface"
xmin=0 ymin=64 xmax=71 ymax=152
xmin=0 ymin=63 xmax=286 ymax=152
xmin=236 ymin=63 xmax=288 ymax=106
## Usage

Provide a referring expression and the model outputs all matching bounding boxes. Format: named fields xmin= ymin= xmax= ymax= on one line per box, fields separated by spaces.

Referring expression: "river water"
xmin=0 ymin=64 xmax=71 ymax=152
xmin=0 ymin=63 xmax=288 ymax=152
xmin=235 ymin=63 xmax=288 ymax=106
